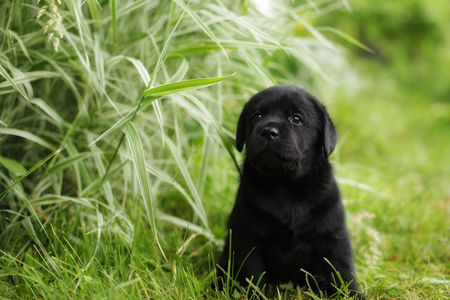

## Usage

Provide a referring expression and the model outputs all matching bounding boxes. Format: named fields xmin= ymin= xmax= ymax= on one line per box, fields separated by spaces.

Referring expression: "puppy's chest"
xmin=250 ymin=191 xmax=313 ymax=231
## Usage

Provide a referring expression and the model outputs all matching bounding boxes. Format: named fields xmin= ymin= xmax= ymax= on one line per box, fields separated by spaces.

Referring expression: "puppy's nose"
xmin=261 ymin=127 xmax=280 ymax=139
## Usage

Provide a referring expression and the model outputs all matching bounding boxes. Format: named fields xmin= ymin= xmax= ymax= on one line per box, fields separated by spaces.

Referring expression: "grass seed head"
xmin=36 ymin=0 xmax=63 ymax=52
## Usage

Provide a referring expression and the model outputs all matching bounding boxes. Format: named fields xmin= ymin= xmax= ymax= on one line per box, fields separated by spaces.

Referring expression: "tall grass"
xmin=0 ymin=0 xmax=356 ymax=298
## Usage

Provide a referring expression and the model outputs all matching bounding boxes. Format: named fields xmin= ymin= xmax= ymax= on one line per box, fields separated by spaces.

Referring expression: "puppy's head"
xmin=236 ymin=85 xmax=337 ymax=178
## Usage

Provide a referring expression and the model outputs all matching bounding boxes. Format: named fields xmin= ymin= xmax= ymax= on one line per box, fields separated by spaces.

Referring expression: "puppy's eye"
xmin=252 ymin=113 xmax=262 ymax=122
xmin=290 ymin=114 xmax=303 ymax=125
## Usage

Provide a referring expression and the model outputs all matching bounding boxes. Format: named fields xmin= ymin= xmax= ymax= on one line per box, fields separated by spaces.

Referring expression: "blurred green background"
xmin=0 ymin=0 xmax=449 ymax=298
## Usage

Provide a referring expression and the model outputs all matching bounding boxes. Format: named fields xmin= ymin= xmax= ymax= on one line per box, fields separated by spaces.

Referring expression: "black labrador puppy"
xmin=216 ymin=85 xmax=365 ymax=299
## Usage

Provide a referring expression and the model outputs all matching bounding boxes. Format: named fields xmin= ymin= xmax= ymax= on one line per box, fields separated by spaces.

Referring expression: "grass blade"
xmin=0 ymin=156 xmax=27 ymax=176
xmin=30 ymin=99 xmax=67 ymax=128
xmin=88 ymin=106 xmax=140 ymax=147
xmin=143 ymin=73 xmax=235 ymax=99
xmin=149 ymin=0 xmax=189 ymax=88
xmin=110 ymin=0 xmax=117 ymax=45
xmin=123 ymin=122 xmax=165 ymax=259
xmin=109 ymin=55 xmax=151 ymax=85
xmin=183 ymin=93 xmax=241 ymax=174
xmin=164 ymin=136 xmax=209 ymax=231
xmin=0 ymin=63 xmax=29 ymax=100
xmin=173 ymin=0 xmax=227 ymax=58
xmin=318 ymin=26 xmax=375 ymax=53
xmin=0 ymin=146 xmax=65 ymax=201
xmin=120 ymin=152 xmax=209 ymax=236
xmin=169 ymin=57 xmax=189 ymax=82
xmin=0 ymin=128 xmax=55 ymax=150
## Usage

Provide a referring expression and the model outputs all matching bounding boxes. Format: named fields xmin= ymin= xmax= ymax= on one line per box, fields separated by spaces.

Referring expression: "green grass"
xmin=331 ymin=58 xmax=450 ymax=299
xmin=1 ymin=0 xmax=449 ymax=299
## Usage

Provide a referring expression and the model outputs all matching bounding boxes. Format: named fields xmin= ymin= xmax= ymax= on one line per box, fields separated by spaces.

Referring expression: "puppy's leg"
xmin=313 ymin=238 xmax=365 ymax=300
xmin=216 ymin=231 xmax=267 ymax=293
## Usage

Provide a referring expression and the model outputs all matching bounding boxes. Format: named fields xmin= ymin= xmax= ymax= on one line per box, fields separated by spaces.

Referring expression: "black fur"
xmin=216 ymin=85 xmax=365 ymax=299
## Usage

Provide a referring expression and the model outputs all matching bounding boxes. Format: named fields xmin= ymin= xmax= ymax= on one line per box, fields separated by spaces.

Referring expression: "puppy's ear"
xmin=323 ymin=111 xmax=337 ymax=158
xmin=236 ymin=107 xmax=247 ymax=152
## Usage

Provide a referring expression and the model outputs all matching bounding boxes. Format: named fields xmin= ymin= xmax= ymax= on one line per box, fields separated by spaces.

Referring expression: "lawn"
xmin=0 ymin=0 xmax=449 ymax=299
